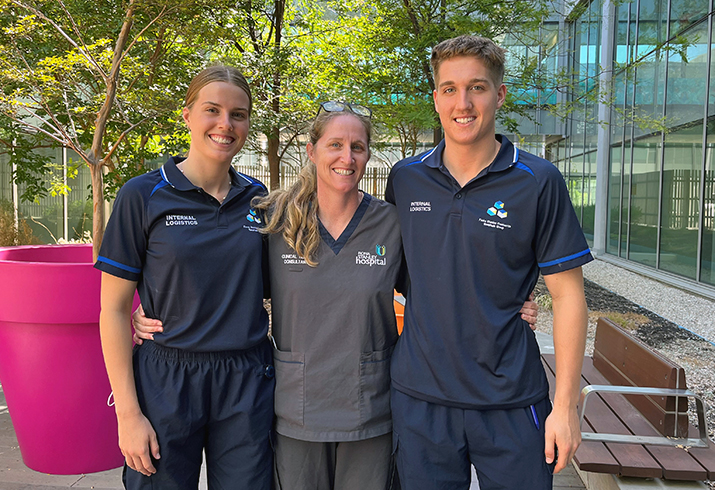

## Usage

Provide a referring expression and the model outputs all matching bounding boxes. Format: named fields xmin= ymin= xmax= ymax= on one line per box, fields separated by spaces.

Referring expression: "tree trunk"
xmin=267 ymin=0 xmax=285 ymax=190
xmin=268 ymin=126 xmax=281 ymax=190
xmin=88 ymin=0 xmax=135 ymax=259
xmin=90 ymin=161 xmax=104 ymax=261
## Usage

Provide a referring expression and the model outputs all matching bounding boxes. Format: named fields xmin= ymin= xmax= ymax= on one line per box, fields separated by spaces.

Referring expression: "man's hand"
xmin=132 ymin=304 xmax=164 ymax=344
xmin=520 ymin=292 xmax=539 ymax=329
xmin=544 ymin=402 xmax=581 ymax=473
xmin=118 ymin=411 xmax=161 ymax=476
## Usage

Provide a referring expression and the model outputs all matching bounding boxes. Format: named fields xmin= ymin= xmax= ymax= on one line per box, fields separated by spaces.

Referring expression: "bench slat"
xmin=543 ymin=354 xmax=663 ymax=478
xmin=581 ymin=358 xmax=708 ymax=480
xmin=541 ymin=356 xmax=620 ymax=474
xmin=687 ymin=426 xmax=715 ymax=480
xmin=593 ymin=319 xmax=689 ymax=437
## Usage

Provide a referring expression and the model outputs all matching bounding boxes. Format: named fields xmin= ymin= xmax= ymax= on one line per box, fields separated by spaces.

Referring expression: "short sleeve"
xmin=385 ymin=166 xmax=397 ymax=205
xmin=94 ymin=180 xmax=148 ymax=281
xmin=534 ymin=166 xmax=593 ymax=275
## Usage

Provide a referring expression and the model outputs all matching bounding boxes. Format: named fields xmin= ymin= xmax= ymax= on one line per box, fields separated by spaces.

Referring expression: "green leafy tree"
xmin=0 ymin=0 xmax=222 ymax=257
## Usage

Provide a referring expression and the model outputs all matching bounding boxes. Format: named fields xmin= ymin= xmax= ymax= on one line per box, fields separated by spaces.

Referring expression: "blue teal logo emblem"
xmin=376 ymin=244 xmax=386 ymax=256
xmin=487 ymin=201 xmax=507 ymax=219
xmin=246 ymin=209 xmax=262 ymax=224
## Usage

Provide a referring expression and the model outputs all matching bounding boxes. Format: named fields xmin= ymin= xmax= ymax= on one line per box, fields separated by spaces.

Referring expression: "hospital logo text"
xmin=356 ymin=250 xmax=386 ymax=267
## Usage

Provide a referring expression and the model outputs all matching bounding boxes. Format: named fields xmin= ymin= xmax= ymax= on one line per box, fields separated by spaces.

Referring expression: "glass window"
xmin=66 ymin=149 xmax=93 ymax=240
xmin=569 ymin=153 xmax=584 ymax=224
xmin=701 ymin=119 xmax=715 ymax=285
xmin=670 ymin=0 xmax=709 ymax=39
xmin=660 ymin=123 xmax=703 ymax=279
xmin=17 ymin=146 xmax=64 ymax=244
xmin=582 ymin=150 xmax=597 ymax=246
xmin=628 ymin=134 xmax=662 ymax=267
xmin=633 ymin=50 xmax=666 ymax=139
xmin=607 ymin=144 xmax=623 ymax=254
xmin=665 ymin=20 xmax=709 ymax=129
xmin=638 ymin=0 xmax=668 ymax=54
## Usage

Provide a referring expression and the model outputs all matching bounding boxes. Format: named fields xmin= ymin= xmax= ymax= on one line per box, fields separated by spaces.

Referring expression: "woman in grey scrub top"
xmin=133 ymin=102 xmax=539 ymax=490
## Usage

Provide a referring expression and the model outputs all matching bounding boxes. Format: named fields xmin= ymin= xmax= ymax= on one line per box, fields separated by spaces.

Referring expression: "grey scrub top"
xmin=269 ymin=194 xmax=407 ymax=442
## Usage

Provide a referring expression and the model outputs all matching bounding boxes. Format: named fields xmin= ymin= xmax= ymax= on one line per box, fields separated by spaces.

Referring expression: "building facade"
xmin=504 ymin=0 xmax=715 ymax=298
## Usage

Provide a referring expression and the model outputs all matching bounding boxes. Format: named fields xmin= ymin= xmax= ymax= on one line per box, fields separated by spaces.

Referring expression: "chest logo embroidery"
xmin=282 ymin=253 xmax=307 ymax=265
xmin=356 ymin=245 xmax=387 ymax=267
xmin=165 ymin=214 xmax=198 ymax=226
xmin=246 ymin=209 xmax=262 ymax=224
xmin=479 ymin=201 xmax=512 ymax=231
xmin=487 ymin=201 xmax=507 ymax=219
xmin=409 ymin=201 xmax=431 ymax=212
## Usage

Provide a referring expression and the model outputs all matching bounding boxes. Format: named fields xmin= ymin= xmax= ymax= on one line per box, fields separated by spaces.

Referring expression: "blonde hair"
xmin=184 ymin=65 xmax=252 ymax=115
xmin=253 ymin=111 xmax=372 ymax=266
xmin=431 ymin=35 xmax=506 ymax=87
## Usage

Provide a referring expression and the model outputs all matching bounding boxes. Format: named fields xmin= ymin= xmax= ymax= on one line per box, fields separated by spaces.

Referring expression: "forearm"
xmin=99 ymin=274 xmax=141 ymax=418
xmin=545 ymin=269 xmax=588 ymax=410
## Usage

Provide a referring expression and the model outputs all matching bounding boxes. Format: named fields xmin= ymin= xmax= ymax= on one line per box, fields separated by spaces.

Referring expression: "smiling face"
xmin=182 ymin=81 xmax=250 ymax=166
xmin=433 ymin=55 xmax=506 ymax=150
xmin=307 ymin=114 xmax=370 ymax=198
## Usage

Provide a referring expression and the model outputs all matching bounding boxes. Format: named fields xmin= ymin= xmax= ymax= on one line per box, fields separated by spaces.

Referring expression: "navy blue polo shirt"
xmin=386 ymin=135 xmax=592 ymax=409
xmin=95 ymin=156 xmax=269 ymax=352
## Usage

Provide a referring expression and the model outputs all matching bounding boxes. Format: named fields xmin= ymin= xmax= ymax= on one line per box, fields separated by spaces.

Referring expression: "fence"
xmin=234 ymin=165 xmax=392 ymax=201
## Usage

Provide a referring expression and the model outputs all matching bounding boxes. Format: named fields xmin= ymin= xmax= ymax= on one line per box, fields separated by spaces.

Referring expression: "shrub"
xmin=0 ymin=199 xmax=40 ymax=246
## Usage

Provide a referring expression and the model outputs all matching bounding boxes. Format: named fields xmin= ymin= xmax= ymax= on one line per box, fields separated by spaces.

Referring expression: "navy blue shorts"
xmin=391 ymin=389 xmax=554 ymax=490
xmin=123 ymin=339 xmax=275 ymax=490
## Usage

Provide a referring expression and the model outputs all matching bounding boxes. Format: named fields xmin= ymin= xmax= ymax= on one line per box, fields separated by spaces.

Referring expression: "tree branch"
xmin=56 ymin=0 xmax=106 ymax=81
xmin=10 ymin=0 xmax=109 ymax=81
xmin=101 ymin=113 xmax=158 ymax=165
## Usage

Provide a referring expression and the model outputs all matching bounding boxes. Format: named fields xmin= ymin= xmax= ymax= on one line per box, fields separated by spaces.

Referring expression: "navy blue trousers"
xmin=391 ymin=389 xmax=554 ymax=490
xmin=123 ymin=340 xmax=275 ymax=490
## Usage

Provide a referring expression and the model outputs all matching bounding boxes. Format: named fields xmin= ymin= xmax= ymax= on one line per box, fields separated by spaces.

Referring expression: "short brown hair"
xmin=431 ymin=35 xmax=506 ymax=87
xmin=184 ymin=65 xmax=252 ymax=116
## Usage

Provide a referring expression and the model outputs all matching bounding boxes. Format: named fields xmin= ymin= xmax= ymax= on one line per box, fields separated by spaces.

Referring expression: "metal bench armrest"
xmin=579 ymin=384 xmax=710 ymax=448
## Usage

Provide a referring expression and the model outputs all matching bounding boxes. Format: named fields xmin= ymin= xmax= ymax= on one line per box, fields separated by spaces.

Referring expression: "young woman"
xmin=133 ymin=102 xmax=539 ymax=490
xmin=96 ymin=66 xmax=274 ymax=490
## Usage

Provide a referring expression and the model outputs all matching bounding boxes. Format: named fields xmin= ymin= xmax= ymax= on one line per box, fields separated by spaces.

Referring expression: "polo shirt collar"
xmin=160 ymin=156 xmax=246 ymax=192
xmin=422 ymin=134 xmax=516 ymax=174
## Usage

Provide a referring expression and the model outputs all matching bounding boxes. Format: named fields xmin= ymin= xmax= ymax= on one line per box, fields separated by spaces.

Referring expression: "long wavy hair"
xmin=253 ymin=110 xmax=372 ymax=266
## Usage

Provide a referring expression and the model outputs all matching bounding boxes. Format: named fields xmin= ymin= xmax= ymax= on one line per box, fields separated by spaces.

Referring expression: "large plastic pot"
xmin=0 ymin=244 xmax=124 ymax=474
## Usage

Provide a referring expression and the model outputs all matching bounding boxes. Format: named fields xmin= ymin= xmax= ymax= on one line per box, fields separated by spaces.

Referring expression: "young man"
xmin=385 ymin=35 xmax=591 ymax=490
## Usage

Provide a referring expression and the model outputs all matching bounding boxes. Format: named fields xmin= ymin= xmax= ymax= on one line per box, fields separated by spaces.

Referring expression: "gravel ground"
xmin=533 ymin=259 xmax=715 ymax=488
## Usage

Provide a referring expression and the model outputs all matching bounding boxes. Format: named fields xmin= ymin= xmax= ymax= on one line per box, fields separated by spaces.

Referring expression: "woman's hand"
xmin=118 ymin=411 xmax=161 ymax=476
xmin=132 ymin=304 xmax=164 ymax=344
xmin=520 ymin=292 xmax=539 ymax=330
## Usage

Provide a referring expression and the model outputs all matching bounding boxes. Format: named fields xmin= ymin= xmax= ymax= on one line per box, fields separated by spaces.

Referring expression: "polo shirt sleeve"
xmin=534 ymin=165 xmax=593 ymax=275
xmin=94 ymin=179 xmax=148 ymax=281
xmin=385 ymin=167 xmax=397 ymax=205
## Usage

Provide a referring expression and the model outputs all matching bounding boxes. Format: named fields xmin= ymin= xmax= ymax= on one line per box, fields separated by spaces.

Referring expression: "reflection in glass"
xmin=661 ymin=124 xmax=703 ymax=279
xmin=582 ymin=151 xmax=597 ymax=246
xmin=608 ymin=145 xmax=622 ymax=254
xmin=629 ymin=135 xmax=661 ymax=266
xmin=665 ymin=20 xmax=708 ymax=129
xmin=669 ymin=0 xmax=709 ymax=39
xmin=638 ymin=0 xmax=667 ymax=54
xmin=701 ymin=120 xmax=715 ymax=285
xmin=569 ymin=153 xmax=584 ymax=225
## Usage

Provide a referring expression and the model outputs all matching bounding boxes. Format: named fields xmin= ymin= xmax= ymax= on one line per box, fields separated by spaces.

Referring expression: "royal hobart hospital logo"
xmin=356 ymin=245 xmax=387 ymax=266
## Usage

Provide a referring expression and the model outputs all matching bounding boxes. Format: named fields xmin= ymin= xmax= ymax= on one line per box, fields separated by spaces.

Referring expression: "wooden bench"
xmin=541 ymin=317 xmax=715 ymax=481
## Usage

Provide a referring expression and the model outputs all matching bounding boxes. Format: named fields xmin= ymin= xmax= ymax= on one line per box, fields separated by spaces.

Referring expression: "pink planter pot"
xmin=0 ymin=244 xmax=124 ymax=474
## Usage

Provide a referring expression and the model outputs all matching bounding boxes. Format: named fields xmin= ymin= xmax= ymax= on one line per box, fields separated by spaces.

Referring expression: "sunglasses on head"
xmin=317 ymin=101 xmax=372 ymax=118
